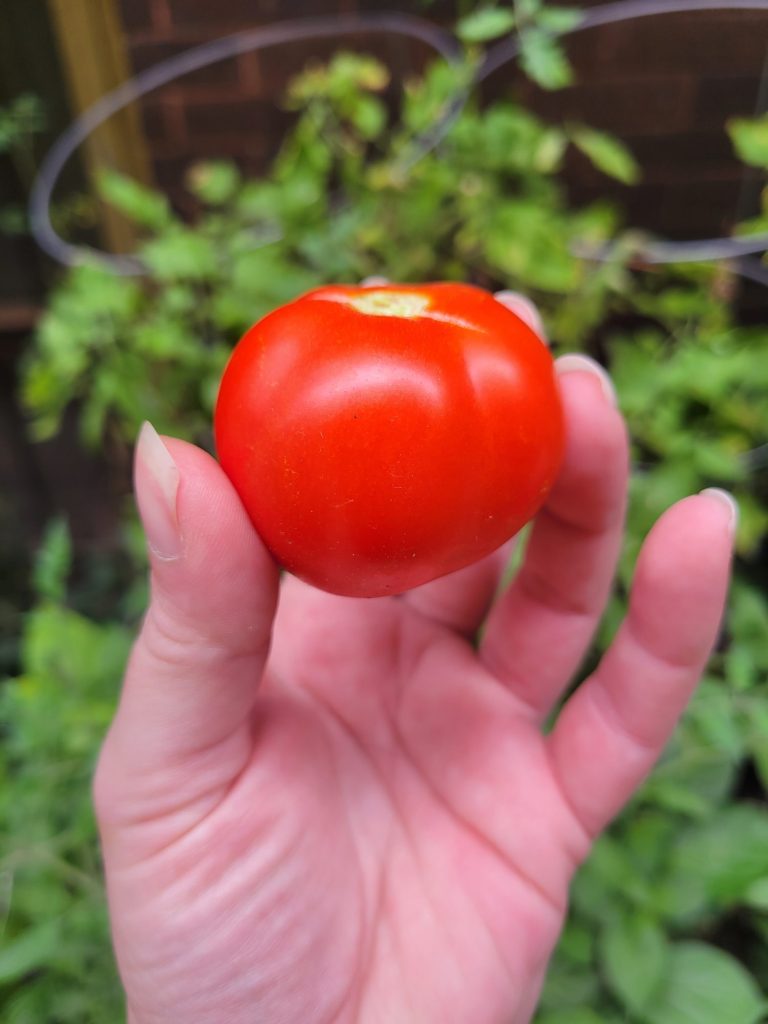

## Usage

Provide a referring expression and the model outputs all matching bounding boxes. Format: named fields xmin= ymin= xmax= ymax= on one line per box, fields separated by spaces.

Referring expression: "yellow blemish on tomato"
xmin=347 ymin=291 xmax=432 ymax=319
xmin=314 ymin=289 xmax=487 ymax=332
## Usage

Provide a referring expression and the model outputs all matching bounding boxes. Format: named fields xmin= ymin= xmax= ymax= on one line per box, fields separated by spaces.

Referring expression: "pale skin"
xmin=94 ymin=295 xmax=736 ymax=1024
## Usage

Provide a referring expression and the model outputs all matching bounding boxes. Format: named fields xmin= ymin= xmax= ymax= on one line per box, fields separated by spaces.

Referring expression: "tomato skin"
xmin=214 ymin=283 xmax=565 ymax=597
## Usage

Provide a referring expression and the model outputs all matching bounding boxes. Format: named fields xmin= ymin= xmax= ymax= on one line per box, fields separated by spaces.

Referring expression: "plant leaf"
xmin=519 ymin=28 xmax=573 ymax=89
xmin=728 ymin=114 xmax=768 ymax=168
xmin=32 ymin=518 xmax=72 ymax=603
xmin=141 ymin=228 xmax=219 ymax=281
xmin=639 ymin=942 xmax=765 ymax=1024
xmin=97 ymin=170 xmax=172 ymax=229
xmin=537 ymin=6 xmax=584 ymax=33
xmin=457 ymin=7 xmax=516 ymax=43
xmin=570 ymin=124 xmax=640 ymax=184
xmin=668 ymin=804 xmax=768 ymax=907
xmin=601 ymin=914 xmax=669 ymax=1015
xmin=186 ymin=161 xmax=241 ymax=205
xmin=0 ymin=920 xmax=62 ymax=983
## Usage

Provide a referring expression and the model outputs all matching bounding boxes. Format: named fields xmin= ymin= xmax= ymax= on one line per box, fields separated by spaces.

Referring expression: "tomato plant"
xmin=214 ymin=283 xmax=565 ymax=597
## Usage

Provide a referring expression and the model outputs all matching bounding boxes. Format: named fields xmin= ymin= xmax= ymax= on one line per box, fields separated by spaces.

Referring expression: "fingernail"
xmin=135 ymin=422 xmax=182 ymax=561
xmin=361 ymin=275 xmax=390 ymax=287
xmin=494 ymin=290 xmax=546 ymax=340
xmin=556 ymin=353 xmax=618 ymax=407
xmin=700 ymin=487 xmax=739 ymax=532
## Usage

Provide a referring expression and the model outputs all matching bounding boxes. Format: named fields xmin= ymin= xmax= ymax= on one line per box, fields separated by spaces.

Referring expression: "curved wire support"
xmin=481 ymin=0 xmax=768 ymax=267
xmin=28 ymin=14 xmax=463 ymax=275
xmin=29 ymin=2 xmax=768 ymax=279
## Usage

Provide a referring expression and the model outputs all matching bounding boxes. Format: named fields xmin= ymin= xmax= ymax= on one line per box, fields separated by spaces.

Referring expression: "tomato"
xmin=214 ymin=282 xmax=565 ymax=597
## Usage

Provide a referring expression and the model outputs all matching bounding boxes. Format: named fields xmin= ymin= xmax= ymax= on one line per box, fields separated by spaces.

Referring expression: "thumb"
xmin=104 ymin=422 xmax=279 ymax=775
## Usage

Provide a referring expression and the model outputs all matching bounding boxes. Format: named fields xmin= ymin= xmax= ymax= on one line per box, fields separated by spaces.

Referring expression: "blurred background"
xmin=1 ymin=1 xmax=767 ymax=1022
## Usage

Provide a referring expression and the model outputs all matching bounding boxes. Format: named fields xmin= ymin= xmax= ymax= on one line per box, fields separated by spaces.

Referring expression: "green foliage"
xmin=728 ymin=114 xmax=768 ymax=168
xmin=6 ymin=18 xmax=768 ymax=1023
xmin=1 ymin=525 xmax=129 ymax=1020
xmin=457 ymin=7 xmax=517 ymax=43
xmin=31 ymin=519 xmax=72 ymax=604
xmin=456 ymin=0 xmax=584 ymax=88
xmin=0 ymin=94 xmax=45 ymax=153
xmin=569 ymin=123 xmax=641 ymax=185
xmin=726 ymin=114 xmax=768 ymax=265
xmin=0 ymin=93 xmax=47 ymax=236
xmin=96 ymin=169 xmax=173 ymax=231
xmin=519 ymin=26 xmax=574 ymax=90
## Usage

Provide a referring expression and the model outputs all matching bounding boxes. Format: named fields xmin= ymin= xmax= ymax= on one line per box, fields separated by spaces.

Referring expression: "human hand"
xmin=94 ymin=295 xmax=735 ymax=1024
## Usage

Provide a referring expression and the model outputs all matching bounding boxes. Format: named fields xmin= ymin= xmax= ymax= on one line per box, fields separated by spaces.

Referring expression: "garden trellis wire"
xmin=29 ymin=3 xmax=768 ymax=283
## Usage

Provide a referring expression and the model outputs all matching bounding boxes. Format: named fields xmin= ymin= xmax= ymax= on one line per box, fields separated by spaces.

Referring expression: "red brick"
xmin=658 ymin=179 xmax=744 ymax=236
xmin=237 ymin=51 xmax=263 ymax=94
xmin=165 ymin=0 xmax=277 ymax=29
xmin=128 ymin=40 xmax=240 ymax=89
xmin=116 ymin=0 xmax=153 ymax=33
xmin=567 ymin=12 xmax=768 ymax=77
xmin=138 ymin=98 xmax=168 ymax=139
xmin=156 ymin=132 xmax=271 ymax=160
xmin=694 ymin=75 xmax=763 ymax=130
xmin=628 ymin=131 xmax=744 ymax=185
xmin=355 ymin=0 xmax=457 ymax=11
xmin=571 ymin=177 xmax=743 ymax=239
xmin=151 ymin=0 xmax=172 ymax=32
xmin=153 ymin=154 xmax=191 ymax=191
xmin=518 ymin=76 xmax=696 ymax=137
xmin=165 ymin=0 xmax=431 ymax=26
xmin=184 ymin=95 xmax=283 ymax=137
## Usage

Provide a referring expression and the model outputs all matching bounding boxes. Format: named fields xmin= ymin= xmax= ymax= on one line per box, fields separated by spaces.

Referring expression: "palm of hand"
xmin=110 ymin=583 xmax=582 ymax=1024
xmin=98 ymin=368 xmax=733 ymax=1024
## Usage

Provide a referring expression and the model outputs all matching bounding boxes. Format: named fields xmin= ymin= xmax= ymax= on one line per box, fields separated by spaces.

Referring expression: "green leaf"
xmin=642 ymin=745 xmax=738 ymax=818
xmin=745 ymin=877 xmax=768 ymax=911
xmin=534 ymin=127 xmax=568 ymax=172
xmin=349 ymin=95 xmax=387 ymax=140
xmin=457 ymin=7 xmax=516 ymax=43
xmin=668 ymin=805 xmax=768 ymax=907
xmin=536 ymin=6 xmax=584 ymax=33
xmin=728 ymin=114 xmax=768 ymax=168
xmin=97 ymin=169 xmax=172 ymax=229
xmin=516 ymin=0 xmax=543 ymax=20
xmin=538 ymin=1010 xmax=606 ymax=1024
xmin=601 ymin=914 xmax=669 ymax=1015
xmin=687 ymin=680 xmax=744 ymax=760
xmin=0 ymin=920 xmax=62 ymax=983
xmin=186 ymin=161 xmax=241 ymax=205
xmin=640 ymin=942 xmax=765 ymax=1024
xmin=31 ymin=518 xmax=72 ymax=603
xmin=141 ymin=228 xmax=219 ymax=281
xmin=538 ymin=957 xmax=602 ymax=1013
xmin=570 ymin=124 xmax=640 ymax=184
xmin=558 ymin=920 xmax=594 ymax=966
xmin=482 ymin=199 xmax=578 ymax=291
xmin=519 ymin=29 xmax=573 ymax=90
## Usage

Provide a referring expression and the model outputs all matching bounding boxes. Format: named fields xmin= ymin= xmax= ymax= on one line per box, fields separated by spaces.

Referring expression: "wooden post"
xmin=47 ymin=0 xmax=154 ymax=255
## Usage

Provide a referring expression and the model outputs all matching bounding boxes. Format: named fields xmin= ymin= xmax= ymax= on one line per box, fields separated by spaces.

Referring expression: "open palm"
xmin=95 ymin=349 xmax=734 ymax=1024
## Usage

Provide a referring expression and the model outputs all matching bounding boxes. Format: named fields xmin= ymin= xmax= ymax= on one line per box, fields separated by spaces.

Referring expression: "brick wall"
xmin=514 ymin=8 xmax=768 ymax=239
xmin=114 ymin=0 xmax=768 ymax=243
xmin=115 ymin=0 xmax=439 ymax=211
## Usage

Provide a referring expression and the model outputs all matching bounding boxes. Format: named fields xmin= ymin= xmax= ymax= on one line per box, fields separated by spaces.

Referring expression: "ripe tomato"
xmin=214 ymin=283 xmax=564 ymax=597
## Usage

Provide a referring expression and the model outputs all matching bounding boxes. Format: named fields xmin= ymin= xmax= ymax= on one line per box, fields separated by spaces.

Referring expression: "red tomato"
xmin=214 ymin=283 xmax=565 ymax=597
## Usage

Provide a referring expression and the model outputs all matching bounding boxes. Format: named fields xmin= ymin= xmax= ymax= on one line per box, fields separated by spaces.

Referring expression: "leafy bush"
xmin=3 ymin=25 xmax=767 ymax=1024
xmin=1 ymin=523 xmax=128 ymax=1022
